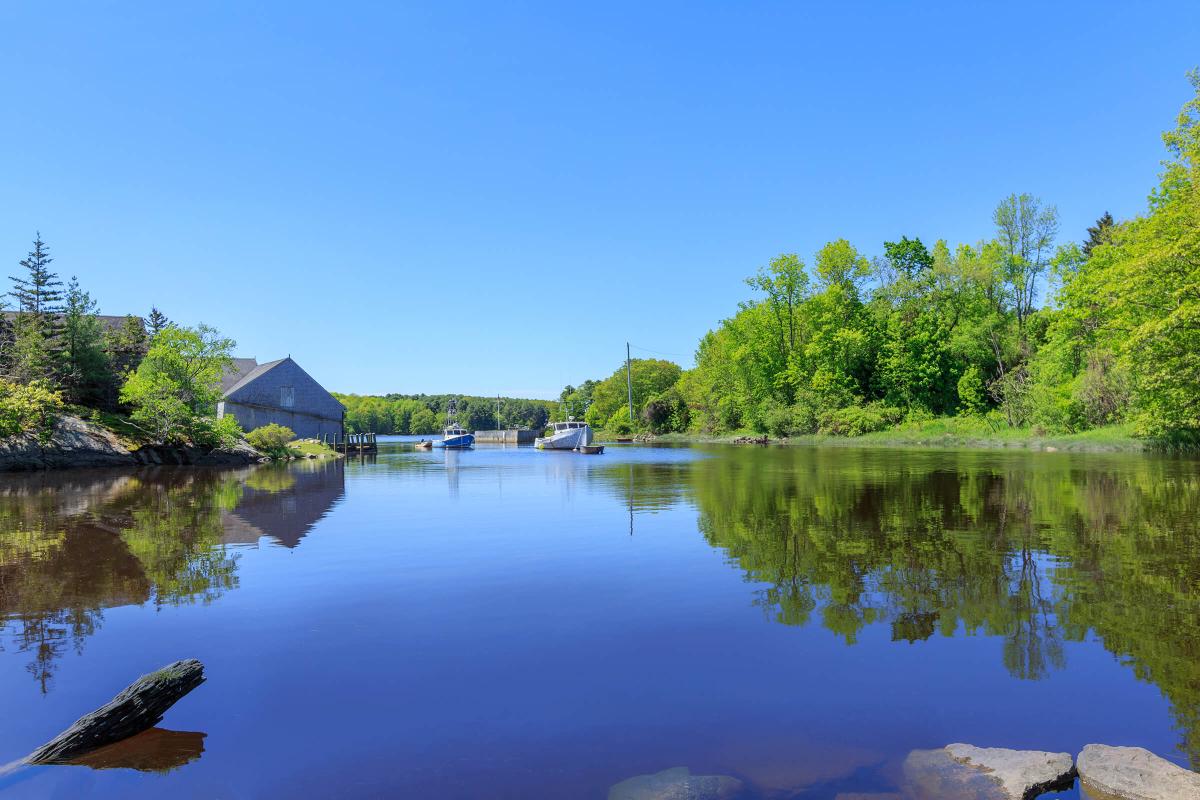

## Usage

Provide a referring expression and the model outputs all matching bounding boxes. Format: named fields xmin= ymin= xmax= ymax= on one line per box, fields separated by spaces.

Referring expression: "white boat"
xmin=535 ymin=420 xmax=593 ymax=450
xmin=434 ymin=399 xmax=475 ymax=449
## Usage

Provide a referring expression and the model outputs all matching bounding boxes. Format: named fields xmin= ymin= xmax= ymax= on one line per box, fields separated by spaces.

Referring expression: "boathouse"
xmin=217 ymin=356 xmax=345 ymax=439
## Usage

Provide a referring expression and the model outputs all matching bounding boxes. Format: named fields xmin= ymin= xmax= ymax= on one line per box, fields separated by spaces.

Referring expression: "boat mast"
xmin=626 ymin=342 xmax=634 ymax=421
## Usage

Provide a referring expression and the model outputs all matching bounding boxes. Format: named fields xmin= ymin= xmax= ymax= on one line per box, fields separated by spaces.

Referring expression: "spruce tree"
xmin=60 ymin=276 xmax=109 ymax=405
xmin=1083 ymin=211 xmax=1115 ymax=258
xmin=8 ymin=234 xmax=65 ymax=385
xmin=10 ymin=234 xmax=63 ymax=316
xmin=147 ymin=307 xmax=169 ymax=337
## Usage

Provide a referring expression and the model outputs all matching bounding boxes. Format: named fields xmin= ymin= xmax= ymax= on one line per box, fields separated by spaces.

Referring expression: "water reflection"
xmin=669 ymin=447 xmax=1200 ymax=764
xmin=68 ymin=728 xmax=206 ymax=773
xmin=0 ymin=460 xmax=344 ymax=692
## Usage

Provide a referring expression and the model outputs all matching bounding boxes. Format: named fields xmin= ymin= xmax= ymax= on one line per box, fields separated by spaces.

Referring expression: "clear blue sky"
xmin=2 ymin=2 xmax=1198 ymax=399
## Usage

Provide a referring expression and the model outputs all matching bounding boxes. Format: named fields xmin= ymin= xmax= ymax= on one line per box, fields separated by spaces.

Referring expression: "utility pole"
xmin=496 ymin=395 xmax=501 ymax=430
xmin=626 ymin=342 xmax=634 ymax=421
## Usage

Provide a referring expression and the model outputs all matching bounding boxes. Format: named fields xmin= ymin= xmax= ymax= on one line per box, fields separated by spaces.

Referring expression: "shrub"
xmin=193 ymin=415 xmax=245 ymax=448
xmin=608 ymin=413 xmax=634 ymax=436
xmin=0 ymin=380 xmax=64 ymax=442
xmin=989 ymin=367 xmax=1033 ymax=428
xmin=956 ymin=365 xmax=987 ymax=416
xmin=818 ymin=403 xmax=904 ymax=437
xmin=764 ymin=401 xmax=819 ymax=437
xmin=246 ymin=423 xmax=296 ymax=455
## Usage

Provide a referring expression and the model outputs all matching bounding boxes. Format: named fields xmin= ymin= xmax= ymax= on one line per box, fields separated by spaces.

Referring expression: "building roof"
xmin=1 ymin=311 xmax=143 ymax=333
xmin=221 ymin=357 xmax=287 ymax=398
xmin=219 ymin=358 xmax=262 ymax=393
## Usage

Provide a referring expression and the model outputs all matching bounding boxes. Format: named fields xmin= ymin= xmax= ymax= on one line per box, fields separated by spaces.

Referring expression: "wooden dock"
xmin=320 ymin=432 xmax=379 ymax=453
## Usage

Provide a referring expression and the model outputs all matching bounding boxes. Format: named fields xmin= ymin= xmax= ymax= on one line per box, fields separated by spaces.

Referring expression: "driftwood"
xmin=26 ymin=659 xmax=205 ymax=765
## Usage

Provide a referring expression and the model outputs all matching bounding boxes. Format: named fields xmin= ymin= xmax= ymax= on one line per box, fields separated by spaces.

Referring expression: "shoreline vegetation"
xmin=544 ymin=75 xmax=1200 ymax=453
xmin=636 ymin=420 xmax=1155 ymax=453
xmin=0 ymin=243 xmax=325 ymax=471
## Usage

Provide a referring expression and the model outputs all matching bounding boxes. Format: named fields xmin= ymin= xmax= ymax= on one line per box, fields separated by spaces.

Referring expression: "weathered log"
xmin=26 ymin=659 xmax=205 ymax=765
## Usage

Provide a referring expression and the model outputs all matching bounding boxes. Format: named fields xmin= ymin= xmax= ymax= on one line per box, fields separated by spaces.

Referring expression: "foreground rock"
xmin=27 ymin=659 xmax=206 ymax=764
xmin=904 ymin=745 xmax=1074 ymax=800
xmin=946 ymin=744 xmax=1075 ymax=799
xmin=608 ymin=766 xmax=744 ymax=800
xmin=1077 ymin=744 xmax=1200 ymax=800
xmin=0 ymin=414 xmax=133 ymax=470
xmin=0 ymin=414 xmax=261 ymax=471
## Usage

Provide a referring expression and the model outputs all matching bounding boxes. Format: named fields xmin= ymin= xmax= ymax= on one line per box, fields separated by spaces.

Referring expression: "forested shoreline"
xmin=337 ymin=393 xmax=555 ymax=435
xmin=560 ymin=73 xmax=1200 ymax=445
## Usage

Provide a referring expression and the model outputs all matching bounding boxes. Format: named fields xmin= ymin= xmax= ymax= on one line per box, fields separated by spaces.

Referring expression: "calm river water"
xmin=1 ymin=441 xmax=1198 ymax=798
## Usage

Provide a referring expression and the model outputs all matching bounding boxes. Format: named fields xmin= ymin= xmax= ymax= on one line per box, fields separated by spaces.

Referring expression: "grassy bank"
xmin=288 ymin=438 xmax=340 ymax=458
xmin=608 ymin=418 xmax=1163 ymax=453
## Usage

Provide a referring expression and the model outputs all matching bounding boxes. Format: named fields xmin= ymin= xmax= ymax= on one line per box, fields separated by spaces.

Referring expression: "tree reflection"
xmin=0 ymin=461 xmax=344 ymax=692
xmin=673 ymin=447 xmax=1200 ymax=763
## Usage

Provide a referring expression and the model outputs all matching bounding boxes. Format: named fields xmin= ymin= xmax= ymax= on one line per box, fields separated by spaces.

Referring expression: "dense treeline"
xmin=567 ymin=73 xmax=1200 ymax=441
xmin=337 ymin=392 xmax=554 ymax=435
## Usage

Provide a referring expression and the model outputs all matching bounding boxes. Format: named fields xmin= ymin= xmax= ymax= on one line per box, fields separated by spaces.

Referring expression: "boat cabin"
xmin=444 ymin=425 xmax=468 ymax=436
xmin=550 ymin=421 xmax=588 ymax=432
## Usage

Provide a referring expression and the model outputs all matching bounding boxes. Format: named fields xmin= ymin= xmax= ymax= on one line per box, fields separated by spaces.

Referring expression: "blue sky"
xmin=2 ymin=2 xmax=1198 ymax=398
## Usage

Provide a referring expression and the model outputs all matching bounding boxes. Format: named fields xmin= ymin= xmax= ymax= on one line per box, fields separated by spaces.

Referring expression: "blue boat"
xmin=435 ymin=398 xmax=475 ymax=449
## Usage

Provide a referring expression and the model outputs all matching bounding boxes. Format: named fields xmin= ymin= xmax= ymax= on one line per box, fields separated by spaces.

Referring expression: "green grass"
xmin=287 ymin=438 xmax=339 ymax=458
xmin=612 ymin=418 xmax=1154 ymax=452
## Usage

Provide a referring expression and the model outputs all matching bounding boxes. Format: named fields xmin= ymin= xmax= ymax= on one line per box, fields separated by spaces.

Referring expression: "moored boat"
xmin=535 ymin=420 xmax=593 ymax=450
xmin=434 ymin=399 xmax=475 ymax=449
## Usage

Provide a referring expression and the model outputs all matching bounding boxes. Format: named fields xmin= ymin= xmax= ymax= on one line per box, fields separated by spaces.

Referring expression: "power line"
xmin=628 ymin=342 xmax=689 ymax=359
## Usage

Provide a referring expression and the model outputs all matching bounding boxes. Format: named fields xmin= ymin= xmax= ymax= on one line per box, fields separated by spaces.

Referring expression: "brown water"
xmin=1 ymin=442 xmax=1198 ymax=798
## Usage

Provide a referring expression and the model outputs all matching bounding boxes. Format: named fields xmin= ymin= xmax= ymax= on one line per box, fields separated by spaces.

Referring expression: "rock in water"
xmin=608 ymin=766 xmax=744 ymax=800
xmin=904 ymin=745 xmax=1075 ymax=800
xmin=27 ymin=660 xmax=205 ymax=765
xmin=945 ymin=744 xmax=1076 ymax=799
xmin=1077 ymin=744 xmax=1200 ymax=800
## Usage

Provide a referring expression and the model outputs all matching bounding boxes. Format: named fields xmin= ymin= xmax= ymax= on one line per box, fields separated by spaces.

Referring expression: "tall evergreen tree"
xmin=1083 ymin=211 xmax=1115 ymax=258
xmin=7 ymin=234 xmax=65 ymax=385
xmin=60 ymin=277 xmax=110 ymax=405
xmin=10 ymin=234 xmax=63 ymax=316
xmin=147 ymin=307 xmax=169 ymax=337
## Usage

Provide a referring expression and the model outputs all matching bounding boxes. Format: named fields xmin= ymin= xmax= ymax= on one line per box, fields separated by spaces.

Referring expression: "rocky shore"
xmin=0 ymin=414 xmax=261 ymax=472
xmin=608 ymin=744 xmax=1200 ymax=800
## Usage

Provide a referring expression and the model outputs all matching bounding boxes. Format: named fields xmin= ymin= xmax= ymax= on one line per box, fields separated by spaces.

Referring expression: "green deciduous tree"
xmin=993 ymin=193 xmax=1060 ymax=331
xmin=119 ymin=324 xmax=236 ymax=443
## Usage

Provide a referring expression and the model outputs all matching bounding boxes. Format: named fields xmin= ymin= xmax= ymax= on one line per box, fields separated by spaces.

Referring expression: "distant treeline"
xmin=565 ymin=73 xmax=1200 ymax=440
xmin=336 ymin=393 xmax=555 ymax=435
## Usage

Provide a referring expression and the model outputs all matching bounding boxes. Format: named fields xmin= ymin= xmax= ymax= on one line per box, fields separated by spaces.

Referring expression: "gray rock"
xmin=0 ymin=414 xmax=263 ymax=471
xmin=608 ymin=766 xmax=744 ymax=800
xmin=945 ymin=744 xmax=1076 ymax=800
xmin=904 ymin=748 xmax=1010 ymax=800
xmin=1077 ymin=744 xmax=1200 ymax=800
xmin=0 ymin=414 xmax=135 ymax=471
xmin=904 ymin=745 xmax=1075 ymax=800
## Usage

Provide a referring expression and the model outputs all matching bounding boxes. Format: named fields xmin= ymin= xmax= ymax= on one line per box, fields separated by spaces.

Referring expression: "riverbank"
xmin=622 ymin=419 xmax=1168 ymax=453
xmin=0 ymin=413 xmax=262 ymax=471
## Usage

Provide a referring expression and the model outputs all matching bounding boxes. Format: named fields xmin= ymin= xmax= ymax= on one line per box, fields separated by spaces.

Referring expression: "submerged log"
xmin=27 ymin=659 xmax=205 ymax=765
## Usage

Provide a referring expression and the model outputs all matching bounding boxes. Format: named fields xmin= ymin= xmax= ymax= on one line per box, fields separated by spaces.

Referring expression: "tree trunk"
xmin=26 ymin=659 xmax=205 ymax=765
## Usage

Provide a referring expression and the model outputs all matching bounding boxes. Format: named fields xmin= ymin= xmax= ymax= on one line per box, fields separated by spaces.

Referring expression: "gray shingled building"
xmin=217 ymin=357 xmax=345 ymax=439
